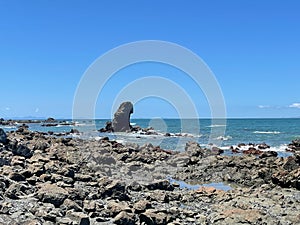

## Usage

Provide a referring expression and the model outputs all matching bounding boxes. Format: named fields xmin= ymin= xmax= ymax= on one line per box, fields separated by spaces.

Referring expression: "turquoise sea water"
xmin=2 ymin=118 xmax=300 ymax=154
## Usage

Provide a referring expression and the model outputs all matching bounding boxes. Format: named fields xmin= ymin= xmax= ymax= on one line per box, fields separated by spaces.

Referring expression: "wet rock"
xmin=99 ymin=121 xmax=113 ymax=133
xmin=211 ymin=146 xmax=224 ymax=155
xmin=112 ymin=102 xmax=133 ymax=132
xmin=70 ymin=128 xmax=80 ymax=134
xmin=243 ymin=147 xmax=263 ymax=155
xmin=259 ymin=151 xmax=278 ymax=158
xmin=257 ymin=143 xmax=270 ymax=149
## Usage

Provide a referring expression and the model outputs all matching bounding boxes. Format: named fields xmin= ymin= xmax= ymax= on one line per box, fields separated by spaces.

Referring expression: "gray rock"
xmin=133 ymin=200 xmax=151 ymax=213
xmin=0 ymin=128 xmax=7 ymax=144
xmin=12 ymin=145 xmax=33 ymax=158
xmin=146 ymin=180 xmax=174 ymax=191
xmin=140 ymin=209 xmax=168 ymax=225
xmin=37 ymin=184 xmax=68 ymax=207
xmin=112 ymin=102 xmax=133 ymax=132
xmin=114 ymin=211 xmax=135 ymax=225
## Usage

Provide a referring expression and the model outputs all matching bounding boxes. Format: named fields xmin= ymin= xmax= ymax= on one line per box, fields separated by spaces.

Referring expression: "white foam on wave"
xmin=216 ymin=136 xmax=232 ymax=141
xmin=253 ymin=131 xmax=281 ymax=134
xmin=227 ymin=144 xmax=288 ymax=152
xmin=207 ymin=124 xmax=227 ymax=128
xmin=0 ymin=126 xmax=17 ymax=129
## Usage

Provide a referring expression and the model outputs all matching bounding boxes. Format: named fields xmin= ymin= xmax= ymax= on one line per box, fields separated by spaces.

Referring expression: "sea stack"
xmin=112 ymin=101 xmax=133 ymax=132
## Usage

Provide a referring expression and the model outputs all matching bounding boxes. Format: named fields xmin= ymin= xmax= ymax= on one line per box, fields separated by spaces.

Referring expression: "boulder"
xmin=0 ymin=128 xmax=7 ymax=144
xmin=37 ymin=184 xmax=69 ymax=207
xmin=112 ymin=102 xmax=133 ymax=132
xmin=12 ymin=145 xmax=33 ymax=158
xmin=114 ymin=211 xmax=135 ymax=225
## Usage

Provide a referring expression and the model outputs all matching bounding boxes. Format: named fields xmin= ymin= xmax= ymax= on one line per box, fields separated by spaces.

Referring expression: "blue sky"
xmin=0 ymin=0 xmax=299 ymax=119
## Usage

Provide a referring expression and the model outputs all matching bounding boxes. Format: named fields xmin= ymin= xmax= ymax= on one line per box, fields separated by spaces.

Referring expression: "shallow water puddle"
xmin=168 ymin=177 xmax=232 ymax=191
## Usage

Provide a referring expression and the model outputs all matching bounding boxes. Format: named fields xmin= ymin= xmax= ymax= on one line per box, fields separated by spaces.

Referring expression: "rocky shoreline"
xmin=0 ymin=126 xmax=300 ymax=224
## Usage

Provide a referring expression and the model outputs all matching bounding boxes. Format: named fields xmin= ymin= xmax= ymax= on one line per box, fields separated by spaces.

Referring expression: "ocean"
xmin=2 ymin=118 xmax=300 ymax=157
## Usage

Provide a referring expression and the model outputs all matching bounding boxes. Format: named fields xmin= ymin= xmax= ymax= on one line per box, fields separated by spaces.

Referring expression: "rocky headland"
xmin=0 ymin=126 xmax=300 ymax=224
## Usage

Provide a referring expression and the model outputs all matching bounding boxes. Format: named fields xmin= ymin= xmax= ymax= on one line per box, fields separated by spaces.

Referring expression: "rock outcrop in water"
xmin=112 ymin=101 xmax=133 ymax=132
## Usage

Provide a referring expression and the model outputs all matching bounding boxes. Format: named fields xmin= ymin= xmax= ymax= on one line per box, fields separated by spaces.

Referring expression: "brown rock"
xmin=37 ymin=184 xmax=69 ymax=207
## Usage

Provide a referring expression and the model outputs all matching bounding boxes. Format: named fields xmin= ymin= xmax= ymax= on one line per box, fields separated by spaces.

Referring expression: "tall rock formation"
xmin=112 ymin=102 xmax=133 ymax=132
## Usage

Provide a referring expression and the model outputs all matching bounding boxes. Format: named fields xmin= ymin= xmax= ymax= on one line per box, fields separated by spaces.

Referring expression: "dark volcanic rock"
xmin=112 ymin=102 xmax=133 ymax=132
xmin=0 ymin=128 xmax=7 ymax=144
xmin=99 ymin=121 xmax=113 ymax=133
xmin=45 ymin=117 xmax=56 ymax=123
xmin=12 ymin=145 xmax=33 ymax=158
xmin=146 ymin=180 xmax=174 ymax=191
xmin=259 ymin=151 xmax=278 ymax=158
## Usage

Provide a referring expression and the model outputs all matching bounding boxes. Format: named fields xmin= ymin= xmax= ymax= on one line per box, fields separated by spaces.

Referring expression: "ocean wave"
xmin=0 ymin=126 xmax=16 ymax=129
xmin=216 ymin=136 xmax=232 ymax=141
xmin=226 ymin=144 xmax=287 ymax=152
xmin=207 ymin=124 xmax=226 ymax=128
xmin=253 ymin=131 xmax=281 ymax=134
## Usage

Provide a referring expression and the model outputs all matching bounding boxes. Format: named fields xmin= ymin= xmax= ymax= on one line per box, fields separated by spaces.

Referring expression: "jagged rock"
xmin=101 ymin=180 xmax=129 ymax=200
xmin=112 ymin=102 xmax=133 ymax=132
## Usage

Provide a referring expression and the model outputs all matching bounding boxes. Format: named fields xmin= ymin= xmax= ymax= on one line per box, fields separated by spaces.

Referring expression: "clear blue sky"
xmin=0 ymin=0 xmax=299 ymax=119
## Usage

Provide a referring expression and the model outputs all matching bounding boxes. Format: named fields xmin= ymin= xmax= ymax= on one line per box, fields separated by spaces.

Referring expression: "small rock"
xmin=146 ymin=180 xmax=174 ymax=191
xmin=140 ymin=209 xmax=168 ymax=225
xmin=114 ymin=211 xmax=135 ymax=225
xmin=133 ymin=200 xmax=151 ymax=213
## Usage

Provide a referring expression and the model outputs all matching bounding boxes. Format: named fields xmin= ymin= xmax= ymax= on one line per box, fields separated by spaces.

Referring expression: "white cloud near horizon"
xmin=258 ymin=105 xmax=271 ymax=109
xmin=289 ymin=103 xmax=300 ymax=109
